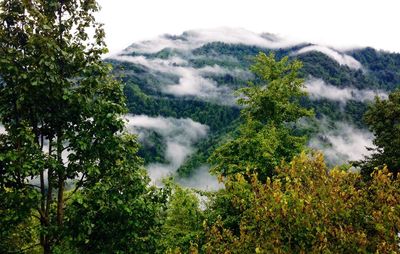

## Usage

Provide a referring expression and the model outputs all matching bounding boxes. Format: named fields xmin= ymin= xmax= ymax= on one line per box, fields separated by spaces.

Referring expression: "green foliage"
xmin=120 ymin=78 xmax=240 ymax=173
xmin=0 ymin=187 xmax=40 ymax=252
xmin=64 ymin=136 xmax=167 ymax=253
xmin=209 ymin=53 xmax=313 ymax=179
xmin=297 ymin=51 xmax=376 ymax=89
xmin=0 ymin=1 xmax=159 ymax=252
xmin=204 ymin=153 xmax=400 ymax=253
xmin=351 ymin=47 xmax=400 ymax=90
xmin=355 ymin=90 xmax=400 ymax=176
xmin=121 ymin=81 xmax=240 ymax=132
xmin=159 ymin=181 xmax=204 ymax=253
xmin=239 ymin=52 xmax=311 ymax=124
xmin=177 ymin=120 xmax=240 ymax=177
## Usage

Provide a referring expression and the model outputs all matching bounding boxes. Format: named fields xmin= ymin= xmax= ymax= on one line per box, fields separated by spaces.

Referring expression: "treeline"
xmin=1 ymin=1 xmax=400 ymax=253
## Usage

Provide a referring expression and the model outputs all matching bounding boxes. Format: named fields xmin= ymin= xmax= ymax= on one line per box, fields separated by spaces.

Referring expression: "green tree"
xmin=0 ymin=1 xmax=158 ymax=253
xmin=209 ymin=53 xmax=313 ymax=180
xmin=158 ymin=181 xmax=204 ymax=253
xmin=64 ymin=146 xmax=167 ymax=253
xmin=355 ymin=90 xmax=400 ymax=177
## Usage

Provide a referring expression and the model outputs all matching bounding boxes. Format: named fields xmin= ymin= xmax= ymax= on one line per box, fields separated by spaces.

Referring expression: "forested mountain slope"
xmin=106 ymin=29 xmax=400 ymax=184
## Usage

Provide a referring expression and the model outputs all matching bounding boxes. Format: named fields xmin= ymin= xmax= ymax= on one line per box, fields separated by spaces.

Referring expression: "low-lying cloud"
xmin=124 ymin=28 xmax=299 ymax=54
xmin=125 ymin=115 xmax=209 ymax=185
xmin=178 ymin=165 xmax=223 ymax=191
xmin=294 ymin=45 xmax=362 ymax=70
xmin=305 ymin=78 xmax=387 ymax=103
xmin=308 ymin=121 xmax=374 ymax=165
xmin=112 ymin=55 xmax=238 ymax=105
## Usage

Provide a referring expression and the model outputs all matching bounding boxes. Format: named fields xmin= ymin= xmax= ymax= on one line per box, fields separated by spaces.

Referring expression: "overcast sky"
xmin=96 ymin=0 xmax=400 ymax=55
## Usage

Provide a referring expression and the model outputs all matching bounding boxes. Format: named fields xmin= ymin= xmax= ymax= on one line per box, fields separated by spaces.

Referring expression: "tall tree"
xmin=355 ymin=90 xmax=400 ymax=177
xmin=209 ymin=52 xmax=313 ymax=180
xmin=158 ymin=181 xmax=204 ymax=253
xmin=0 ymin=1 xmax=158 ymax=253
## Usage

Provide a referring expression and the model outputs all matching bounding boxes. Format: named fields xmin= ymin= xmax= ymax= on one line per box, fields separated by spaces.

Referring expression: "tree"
xmin=0 ymin=1 xmax=157 ymax=252
xmin=209 ymin=52 xmax=313 ymax=180
xmin=158 ymin=181 xmax=204 ymax=253
xmin=204 ymin=153 xmax=400 ymax=253
xmin=355 ymin=90 xmax=400 ymax=177
xmin=63 ymin=148 xmax=166 ymax=253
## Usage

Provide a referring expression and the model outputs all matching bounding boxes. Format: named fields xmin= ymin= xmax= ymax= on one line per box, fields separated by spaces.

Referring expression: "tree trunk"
xmin=43 ymin=241 xmax=51 ymax=254
xmin=57 ymin=177 xmax=64 ymax=226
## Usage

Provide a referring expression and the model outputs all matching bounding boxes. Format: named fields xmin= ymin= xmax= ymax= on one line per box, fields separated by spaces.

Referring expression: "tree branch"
xmin=65 ymin=172 xmax=86 ymax=201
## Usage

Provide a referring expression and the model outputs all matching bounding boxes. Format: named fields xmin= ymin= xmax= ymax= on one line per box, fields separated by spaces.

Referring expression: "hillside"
xmin=106 ymin=28 xmax=400 ymax=186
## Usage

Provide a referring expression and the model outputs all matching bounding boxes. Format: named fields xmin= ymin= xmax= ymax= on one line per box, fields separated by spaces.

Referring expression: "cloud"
xmin=125 ymin=115 xmax=209 ymax=184
xmin=305 ymin=78 xmax=388 ymax=103
xmin=197 ymin=65 xmax=231 ymax=75
xmin=112 ymin=29 xmax=369 ymax=106
xmin=111 ymin=55 xmax=237 ymax=105
xmin=111 ymin=55 xmax=187 ymax=71
xmin=123 ymin=28 xmax=299 ymax=54
xmin=308 ymin=121 xmax=374 ymax=165
xmin=123 ymin=36 xmax=195 ymax=55
xmin=163 ymin=66 xmax=234 ymax=102
xmin=294 ymin=45 xmax=362 ymax=70
xmin=177 ymin=165 xmax=223 ymax=191
xmin=185 ymin=28 xmax=299 ymax=49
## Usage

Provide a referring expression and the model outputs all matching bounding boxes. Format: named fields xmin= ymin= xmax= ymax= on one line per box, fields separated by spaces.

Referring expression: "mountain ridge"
xmin=106 ymin=28 xmax=400 ymax=188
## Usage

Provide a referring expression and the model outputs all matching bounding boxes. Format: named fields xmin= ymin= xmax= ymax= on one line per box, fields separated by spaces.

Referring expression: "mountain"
xmin=106 ymin=28 xmax=400 ymax=188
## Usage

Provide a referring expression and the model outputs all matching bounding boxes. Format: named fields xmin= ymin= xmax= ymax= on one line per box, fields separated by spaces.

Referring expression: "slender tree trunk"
xmin=57 ymin=177 xmax=64 ymax=226
xmin=39 ymin=133 xmax=46 ymax=251
xmin=43 ymin=242 xmax=51 ymax=254
xmin=42 ymin=139 xmax=53 ymax=253
xmin=57 ymin=133 xmax=65 ymax=226
xmin=56 ymin=0 xmax=66 ymax=228
xmin=56 ymin=135 xmax=64 ymax=226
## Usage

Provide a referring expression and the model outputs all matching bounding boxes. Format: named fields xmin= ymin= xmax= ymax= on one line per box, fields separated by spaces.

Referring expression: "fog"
xmin=112 ymin=55 xmax=238 ymax=105
xmin=177 ymin=166 xmax=223 ymax=191
xmin=123 ymin=28 xmax=299 ymax=54
xmin=305 ymin=78 xmax=387 ymax=103
xmin=125 ymin=115 xmax=211 ymax=186
xmin=107 ymin=29 xmax=393 ymax=188
xmin=119 ymin=29 xmax=363 ymax=72
xmin=308 ymin=121 xmax=374 ymax=165
xmin=294 ymin=45 xmax=362 ymax=70
xmin=111 ymin=29 xmax=378 ymax=106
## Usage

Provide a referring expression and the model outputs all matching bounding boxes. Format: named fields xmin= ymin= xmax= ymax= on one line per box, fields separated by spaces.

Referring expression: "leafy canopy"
xmin=209 ymin=53 xmax=313 ymax=180
xmin=0 ymin=0 xmax=163 ymax=253
xmin=205 ymin=153 xmax=400 ymax=253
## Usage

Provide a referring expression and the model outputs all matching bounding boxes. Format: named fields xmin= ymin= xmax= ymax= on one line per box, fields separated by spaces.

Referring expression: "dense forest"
xmin=1 ymin=1 xmax=400 ymax=253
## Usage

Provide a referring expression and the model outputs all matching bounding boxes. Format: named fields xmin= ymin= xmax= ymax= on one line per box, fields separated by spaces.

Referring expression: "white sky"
xmin=96 ymin=0 xmax=400 ymax=55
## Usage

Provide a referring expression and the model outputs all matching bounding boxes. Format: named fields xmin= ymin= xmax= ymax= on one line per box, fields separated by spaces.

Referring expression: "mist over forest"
xmin=107 ymin=28 xmax=399 ymax=186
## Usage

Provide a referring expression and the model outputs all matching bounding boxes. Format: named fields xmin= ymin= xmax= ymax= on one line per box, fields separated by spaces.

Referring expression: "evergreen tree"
xmin=355 ymin=90 xmax=400 ymax=177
